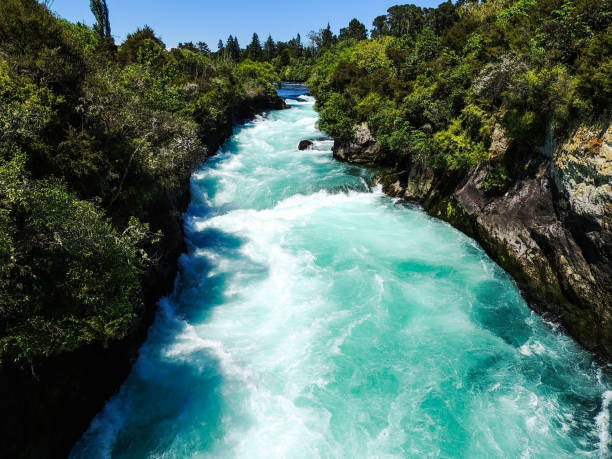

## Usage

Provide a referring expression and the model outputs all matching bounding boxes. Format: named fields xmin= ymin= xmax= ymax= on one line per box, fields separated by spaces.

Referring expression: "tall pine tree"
xmin=263 ymin=34 xmax=276 ymax=60
xmin=247 ymin=33 xmax=263 ymax=61
xmin=225 ymin=35 xmax=240 ymax=61
xmin=321 ymin=23 xmax=336 ymax=50
xmin=90 ymin=0 xmax=111 ymax=40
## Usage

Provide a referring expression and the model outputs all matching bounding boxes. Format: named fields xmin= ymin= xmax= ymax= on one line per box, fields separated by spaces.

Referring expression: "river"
xmin=71 ymin=84 xmax=612 ymax=458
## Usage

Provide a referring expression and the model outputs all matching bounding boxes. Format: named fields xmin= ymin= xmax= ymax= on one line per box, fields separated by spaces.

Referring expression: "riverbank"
xmin=331 ymin=121 xmax=612 ymax=361
xmin=0 ymin=93 xmax=286 ymax=459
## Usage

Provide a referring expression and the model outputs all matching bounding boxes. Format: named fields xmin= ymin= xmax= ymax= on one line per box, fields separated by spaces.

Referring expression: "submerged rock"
xmin=298 ymin=140 xmax=313 ymax=150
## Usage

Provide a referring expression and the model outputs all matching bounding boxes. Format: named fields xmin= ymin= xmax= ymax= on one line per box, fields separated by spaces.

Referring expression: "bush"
xmin=0 ymin=153 xmax=152 ymax=362
xmin=576 ymin=27 xmax=612 ymax=112
xmin=236 ymin=59 xmax=280 ymax=90
xmin=481 ymin=163 xmax=510 ymax=193
xmin=433 ymin=119 xmax=488 ymax=170
xmin=318 ymin=93 xmax=355 ymax=140
xmin=350 ymin=37 xmax=393 ymax=74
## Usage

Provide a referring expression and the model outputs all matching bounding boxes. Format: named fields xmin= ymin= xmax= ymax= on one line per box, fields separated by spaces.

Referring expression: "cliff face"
xmin=0 ymin=94 xmax=286 ymax=459
xmin=334 ymin=122 xmax=612 ymax=359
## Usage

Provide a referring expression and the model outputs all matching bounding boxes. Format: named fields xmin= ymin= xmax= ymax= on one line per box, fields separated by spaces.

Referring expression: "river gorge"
xmin=71 ymin=85 xmax=612 ymax=458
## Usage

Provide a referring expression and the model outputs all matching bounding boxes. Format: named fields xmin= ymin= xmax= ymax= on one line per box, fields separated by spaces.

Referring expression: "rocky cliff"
xmin=333 ymin=121 xmax=612 ymax=359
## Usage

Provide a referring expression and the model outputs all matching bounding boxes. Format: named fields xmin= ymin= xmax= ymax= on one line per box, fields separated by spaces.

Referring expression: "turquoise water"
xmin=72 ymin=86 xmax=612 ymax=458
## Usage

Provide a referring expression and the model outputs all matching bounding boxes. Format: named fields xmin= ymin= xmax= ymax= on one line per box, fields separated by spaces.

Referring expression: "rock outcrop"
xmin=339 ymin=121 xmax=612 ymax=359
xmin=298 ymin=140 xmax=313 ymax=150
xmin=333 ymin=123 xmax=382 ymax=165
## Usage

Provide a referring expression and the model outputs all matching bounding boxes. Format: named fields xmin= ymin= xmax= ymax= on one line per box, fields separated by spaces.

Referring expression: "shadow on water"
xmin=178 ymin=225 xmax=269 ymax=324
xmin=104 ymin=224 xmax=269 ymax=457
xmin=108 ymin=350 xmax=225 ymax=459
xmin=80 ymin=198 xmax=270 ymax=457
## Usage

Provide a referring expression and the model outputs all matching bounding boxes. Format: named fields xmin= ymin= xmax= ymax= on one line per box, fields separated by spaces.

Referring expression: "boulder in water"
xmin=298 ymin=140 xmax=313 ymax=150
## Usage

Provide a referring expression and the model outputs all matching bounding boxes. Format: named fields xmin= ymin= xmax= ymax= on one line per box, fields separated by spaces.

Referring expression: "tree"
xmin=371 ymin=15 xmax=390 ymax=38
xmin=429 ymin=1 xmax=459 ymax=35
xmin=89 ymin=0 xmax=111 ymax=40
xmin=387 ymin=4 xmax=425 ymax=38
xmin=0 ymin=0 xmax=86 ymax=93
xmin=197 ymin=41 xmax=210 ymax=55
xmin=308 ymin=30 xmax=322 ymax=52
xmin=178 ymin=41 xmax=210 ymax=56
xmin=321 ymin=24 xmax=337 ymax=50
xmin=339 ymin=18 xmax=368 ymax=41
xmin=225 ymin=35 xmax=240 ymax=61
xmin=287 ymin=33 xmax=303 ymax=57
xmin=217 ymin=39 xmax=225 ymax=54
xmin=118 ymin=26 xmax=164 ymax=65
xmin=178 ymin=41 xmax=198 ymax=52
xmin=247 ymin=32 xmax=263 ymax=61
xmin=296 ymin=33 xmax=303 ymax=53
xmin=263 ymin=34 xmax=276 ymax=60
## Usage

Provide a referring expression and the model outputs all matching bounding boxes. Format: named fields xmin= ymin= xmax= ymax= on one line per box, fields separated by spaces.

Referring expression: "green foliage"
xmin=321 ymin=24 xmax=337 ymax=50
xmin=279 ymin=57 xmax=312 ymax=82
xmin=318 ymin=93 xmax=355 ymax=141
xmin=118 ymin=26 xmax=165 ymax=66
xmin=0 ymin=1 xmax=282 ymax=364
xmin=433 ymin=119 xmax=488 ymax=171
xmin=355 ymin=92 xmax=392 ymax=119
xmin=350 ymin=37 xmax=393 ymax=74
xmin=387 ymin=4 xmax=426 ymax=38
xmin=497 ymin=0 xmax=537 ymax=25
xmin=309 ymin=0 xmax=611 ymax=178
xmin=246 ymin=33 xmax=263 ymax=61
xmin=339 ymin=19 xmax=368 ymax=42
xmin=90 ymin=0 xmax=111 ymax=40
xmin=406 ymin=27 xmax=442 ymax=73
xmin=236 ymin=60 xmax=280 ymax=93
xmin=224 ymin=35 xmax=241 ymax=62
xmin=481 ymin=164 xmax=511 ymax=193
xmin=59 ymin=20 xmax=99 ymax=56
xmin=0 ymin=60 xmax=61 ymax=147
xmin=576 ymin=25 xmax=612 ymax=111
xmin=379 ymin=123 xmax=434 ymax=164
xmin=0 ymin=0 xmax=85 ymax=95
xmin=0 ymin=152 xmax=148 ymax=362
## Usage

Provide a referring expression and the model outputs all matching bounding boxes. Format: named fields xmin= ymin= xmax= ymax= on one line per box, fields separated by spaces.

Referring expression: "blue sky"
xmin=50 ymin=1 xmax=444 ymax=49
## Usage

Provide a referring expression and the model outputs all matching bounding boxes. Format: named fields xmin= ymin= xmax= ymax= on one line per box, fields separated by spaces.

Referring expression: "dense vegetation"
xmin=306 ymin=0 xmax=611 ymax=190
xmin=0 ymin=0 xmax=281 ymax=364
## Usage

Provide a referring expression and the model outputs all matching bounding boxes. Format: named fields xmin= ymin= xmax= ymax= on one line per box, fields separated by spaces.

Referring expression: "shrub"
xmin=318 ymin=93 xmax=355 ymax=141
xmin=350 ymin=37 xmax=393 ymax=74
xmin=0 ymin=153 xmax=152 ymax=363
xmin=432 ymin=119 xmax=488 ymax=170
xmin=481 ymin=164 xmax=510 ymax=193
